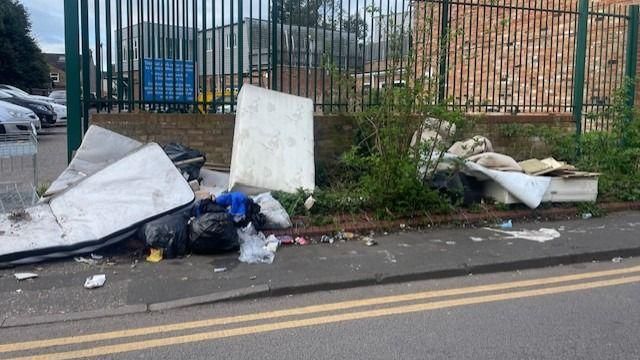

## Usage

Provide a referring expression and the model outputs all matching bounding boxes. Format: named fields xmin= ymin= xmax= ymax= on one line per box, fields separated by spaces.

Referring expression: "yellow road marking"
xmin=2 ymin=264 xmax=640 ymax=354
xmin=6 ymin=274 xmax=640 ymax=360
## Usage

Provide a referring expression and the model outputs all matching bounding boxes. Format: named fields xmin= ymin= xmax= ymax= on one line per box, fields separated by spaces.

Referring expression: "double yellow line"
xmin=3 ymin=265 xmax=640 ymax=360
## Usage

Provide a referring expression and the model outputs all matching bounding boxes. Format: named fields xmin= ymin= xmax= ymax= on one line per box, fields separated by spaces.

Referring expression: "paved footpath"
xmin=1 ymin=211 xmax=639 ymax=328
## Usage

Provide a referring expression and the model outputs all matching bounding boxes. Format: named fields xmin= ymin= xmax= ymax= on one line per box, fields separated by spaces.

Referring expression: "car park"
xmin=48 ymin=90 xmax=66 ymax=106
xmin=0 ymin=89 xmax=56 ymax=127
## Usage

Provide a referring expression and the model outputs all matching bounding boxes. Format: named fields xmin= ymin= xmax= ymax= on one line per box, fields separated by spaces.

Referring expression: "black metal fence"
xmin=64 ymin=0 xmax=638 ymax=151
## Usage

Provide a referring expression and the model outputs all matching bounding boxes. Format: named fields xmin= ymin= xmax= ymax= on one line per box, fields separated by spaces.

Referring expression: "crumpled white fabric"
xmin=463 ymin=162 xmax=551 ymax=209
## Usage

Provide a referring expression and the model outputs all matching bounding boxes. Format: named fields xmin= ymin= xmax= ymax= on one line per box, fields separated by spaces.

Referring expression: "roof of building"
xmin=43 ymin=53 xmax=66 ymax=72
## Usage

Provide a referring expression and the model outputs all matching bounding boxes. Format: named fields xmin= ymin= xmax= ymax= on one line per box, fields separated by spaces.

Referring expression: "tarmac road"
xmin=1 ymin=258 xmax=639 ymax=360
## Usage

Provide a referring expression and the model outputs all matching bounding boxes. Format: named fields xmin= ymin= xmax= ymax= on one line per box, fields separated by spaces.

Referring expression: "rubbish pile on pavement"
xmin=0 ymin=85 xmax=312 ymax=267
xmin=417 ymin=118 xmax=599 ymax=209
xmin=0 ymin=85 xmax=599 ymax=268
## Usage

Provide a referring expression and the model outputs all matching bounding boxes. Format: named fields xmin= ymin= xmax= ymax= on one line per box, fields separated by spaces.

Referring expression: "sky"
xmin=21 ymin=0 xmax=396 ymax=55
xmin=22 ymin=0 xmax=66 ymax=53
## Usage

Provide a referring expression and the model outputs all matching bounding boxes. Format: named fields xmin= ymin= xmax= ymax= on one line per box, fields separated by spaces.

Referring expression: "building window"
xmin=50 ymin=73 xmax=60 ymax=83
xmin=57 ymin=55 xmax=65 ymax=62
xmin=206 ymin=36 xmax=212 ymax=51
xmin=225 ymin=33 xmax=237 ymax=49
xmin=133 ymin=39 xmax=138 ymax=60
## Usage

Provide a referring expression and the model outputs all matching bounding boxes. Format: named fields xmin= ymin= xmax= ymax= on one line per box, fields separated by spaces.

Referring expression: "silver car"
xmin=0 ymin=101 xmax=40 ymax=133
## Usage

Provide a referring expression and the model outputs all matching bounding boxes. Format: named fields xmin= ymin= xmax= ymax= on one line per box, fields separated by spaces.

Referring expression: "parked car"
xmin=48 ymin=90 xmax=66 ymax=106
xmin=0 ymin=100 xmax=40 ymax=133
xmin=0 ymin=87 xmax=67 ymax=126
xmin=0 ymin=89 xmax=56 ymax=127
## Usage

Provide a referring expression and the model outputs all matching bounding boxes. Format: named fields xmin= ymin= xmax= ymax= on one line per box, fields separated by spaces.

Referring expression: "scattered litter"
xmin=163 ymin=143 xmax=206 ymax=181
xmin=470 ymin=237 xmax=484 ymax=242
xmin=15 ymin=289 xmax=22 ymax=294
xmin=265 ymin=235 xmax=280 ymax=253
xmin=188 ymin=180 xmax=200 ymax=191
xmin=400 ymin=224 xmax=407 ymax=230
xmin=181 ymin=277 xmax=189 ymax=281
xmin=499 ymin=220 xmax=513 ymax=229
xmin=295 ymin=237 xmax=309 ymax=246
xmin=445 ymin=241 xmax=456 ymax=245
xmin=430 ymin=239 xmax=443 ymax=243
xmin=320 ymin=235 xmax=335 ymax=244
xmin=138 ymin=210 xmax=190 ymax=259
xmin=363 ymin=237 xmax=377 ymax=247
xmin=558 ymin=226 xmax=565 ymax=231
xmin=612 ymin=257 xmax=623 ymax=263
xmin=581 ymin=213 xmax=593 ymax=220
xmin=8 ymin=209 xmax=31 ymax=222
xmin=338 ymin=232 xmax=356 ymax=240
xmin=14 ymin=272 xmax=38 ymax=281
xmin=249 ymin=275 xmax=257 ymax=280
xmin=238 ymin=223 xmax=276 ymax=264
xmin=304 ymin=196 xmax=316 ymax=210
xmin=189 ymin=205 xmax=239 ymax=254
xmin=213 ymin=267 xmax=227 ymax=273
xmin=146 ymin=248 xmax=163 ymax=263
xmin=252 ymin=193 xmax=292 ymax=229
xmin=130 ymin=259 xmax=138 ymax=269
xmin=379 ymin=250 xmax=397 ymax=263
xmin=90 ymin=253 xmax=103 ymax=260
xmin=74 ymin=256 xmax=98 ymax=265
xmin=484 ymin=228 xmax=561 ymax=243
xmin=84 ymin=274 xmax=106 ymax=289
xmin=277 ymin=235 xmax=294 ymax=245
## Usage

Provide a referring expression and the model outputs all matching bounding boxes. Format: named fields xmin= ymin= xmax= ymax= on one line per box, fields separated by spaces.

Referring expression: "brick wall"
xmin=413 ymin=1 xmax=633 ymax=113
xmin=90 ymin=113 xmax=357 ymax=170
xmin=91 ymin=112 xmax=572 ymax=170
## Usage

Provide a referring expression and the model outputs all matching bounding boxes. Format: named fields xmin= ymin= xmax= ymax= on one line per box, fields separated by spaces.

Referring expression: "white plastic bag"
xmin=252 ymin=193 xmax=292 ymax=229
xmin=237 ymin=223 xmax=275 ymax=264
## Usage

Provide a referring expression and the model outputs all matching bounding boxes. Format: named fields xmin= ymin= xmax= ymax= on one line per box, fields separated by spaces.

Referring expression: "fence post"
xmin=572 ymin=0 xmax=589 ymax=136
xmin=437 ymin=0 xmax=450 ymax=104
xmin=625 ymin=5 xmax=639 ymax=107
xmin=64 ymin=0 xmax=82 ymax=163
xmin=271 ymin=0 xmax=278 ymax=90
xmin=238 ymin=0 xmax=244 ymax=89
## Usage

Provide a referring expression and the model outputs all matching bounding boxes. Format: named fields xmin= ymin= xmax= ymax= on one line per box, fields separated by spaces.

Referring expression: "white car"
xmin=50 ymin=102 xmax=67 ymax=125
xmin=0 ymin=101 xmax=40 ymax=133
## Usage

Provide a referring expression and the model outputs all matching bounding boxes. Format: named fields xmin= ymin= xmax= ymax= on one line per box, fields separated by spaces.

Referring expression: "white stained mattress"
xmin=44 ymin=125 xmax=143 ymax=197
xmin=229 ymin=84 xmax=315 ymax=194
xmin=0 ymin=144 xmax=194 ymax=265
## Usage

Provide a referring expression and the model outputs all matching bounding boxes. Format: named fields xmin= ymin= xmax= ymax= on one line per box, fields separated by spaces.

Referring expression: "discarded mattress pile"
xmin=415 ymin=119 xmax=599 ymax=209
xmin=0 ymin=85 xmax=311 ymax=266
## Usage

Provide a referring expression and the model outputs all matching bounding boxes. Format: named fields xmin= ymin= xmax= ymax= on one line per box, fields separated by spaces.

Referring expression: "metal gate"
xmin=64 ymin=0 xmax=638 ymax=157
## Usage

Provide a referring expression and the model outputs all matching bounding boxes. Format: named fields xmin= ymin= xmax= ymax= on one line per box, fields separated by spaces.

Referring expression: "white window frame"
xmin=50 ymin=73 xmax=60 ymax=83
xmin=133 ymin=39 xmax=138 ymax=60
xmin=225 ymin=33 xmax=237 ymax=49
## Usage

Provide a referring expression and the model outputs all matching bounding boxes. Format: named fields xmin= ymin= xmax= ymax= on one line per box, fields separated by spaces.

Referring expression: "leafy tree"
xmin=0 ymin=0 xmax=50 ymax=90
xmin=277 ymin=0 xmax=335 ymax=28
xmin=342 ymin=13 xmax=368 ymax=41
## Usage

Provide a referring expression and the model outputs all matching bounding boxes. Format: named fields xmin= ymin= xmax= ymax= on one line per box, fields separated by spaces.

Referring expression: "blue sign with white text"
xmin=143 ymin=58 xmax=194 ymax=102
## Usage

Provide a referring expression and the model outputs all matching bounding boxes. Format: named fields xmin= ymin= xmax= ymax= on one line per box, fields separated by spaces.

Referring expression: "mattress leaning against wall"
xmin=228 ymin=84 xmax=315 ymax=194
xmin=0 ymin=143 xmax=195 ymax=265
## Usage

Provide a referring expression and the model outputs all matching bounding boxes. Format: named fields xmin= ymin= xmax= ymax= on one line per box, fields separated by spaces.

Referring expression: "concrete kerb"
xmin=2 ymin=203 xmax=639 ymax=329
xmin=3 ymin=245 xmax=640 ymax=329
xmin=147 ymin=284 xmax=270 ymax=312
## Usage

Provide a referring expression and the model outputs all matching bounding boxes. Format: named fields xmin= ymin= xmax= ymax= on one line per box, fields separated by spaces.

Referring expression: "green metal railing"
xmin=64 ymin=0 xmax=638 ymax=158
